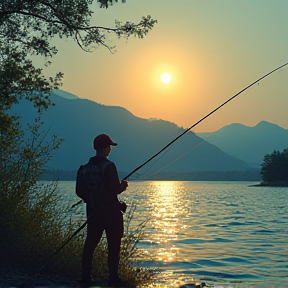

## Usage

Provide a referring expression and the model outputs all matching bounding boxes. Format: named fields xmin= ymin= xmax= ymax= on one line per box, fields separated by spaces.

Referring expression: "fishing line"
xmin=145 ymin=134 xmax=213 ymax=179
xmin=132 ymin=142 xmax=175 ymax=179
xmin=41 ymin=62 xmax=288 ymax=272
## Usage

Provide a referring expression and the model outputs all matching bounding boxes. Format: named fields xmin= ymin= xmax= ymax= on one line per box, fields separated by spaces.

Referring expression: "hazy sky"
xmin=41 ymin=0 xmax=288 ymax=132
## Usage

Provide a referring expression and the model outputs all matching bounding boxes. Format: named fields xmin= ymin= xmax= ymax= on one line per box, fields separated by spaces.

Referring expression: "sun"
xmin=160 ymin=72 xmax=172 ymax=84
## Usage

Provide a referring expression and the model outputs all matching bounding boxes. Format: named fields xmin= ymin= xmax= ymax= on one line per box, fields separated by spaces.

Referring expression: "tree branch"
xmin=11 ymin=10 xmax=64 ymax=26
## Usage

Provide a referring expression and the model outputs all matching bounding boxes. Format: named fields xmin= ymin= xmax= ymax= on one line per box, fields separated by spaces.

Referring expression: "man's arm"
xmin=104 ymin=162 xmax=128 ymax=195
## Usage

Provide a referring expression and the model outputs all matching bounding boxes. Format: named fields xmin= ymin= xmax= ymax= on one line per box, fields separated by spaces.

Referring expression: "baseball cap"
xmin=93 ymin=134 xmax=117 ymax=150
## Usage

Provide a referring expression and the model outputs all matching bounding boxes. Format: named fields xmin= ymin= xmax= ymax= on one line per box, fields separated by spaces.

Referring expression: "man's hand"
xmin=116 ymin=180 xmax=128 ymax=194
xmin=121 ymin=180 xmax=128 ymax=190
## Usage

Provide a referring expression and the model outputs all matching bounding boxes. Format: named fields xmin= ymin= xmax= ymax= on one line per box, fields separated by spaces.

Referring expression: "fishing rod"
xmin=42 ymin=62 xmax=288 ymax=271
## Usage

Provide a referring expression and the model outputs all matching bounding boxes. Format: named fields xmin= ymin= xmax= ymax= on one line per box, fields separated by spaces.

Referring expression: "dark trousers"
xmin=81 ymin=205 xmax=123 ymax=280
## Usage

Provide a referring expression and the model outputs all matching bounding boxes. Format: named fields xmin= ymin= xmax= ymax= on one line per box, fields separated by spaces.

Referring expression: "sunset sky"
xmin=41 ymin=0 xmax=288 ymax=132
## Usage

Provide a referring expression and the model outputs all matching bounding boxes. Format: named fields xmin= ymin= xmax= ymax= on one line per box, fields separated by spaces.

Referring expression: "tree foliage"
xmin=1 ymin=0 xmax=156 ymax=55
xmin=260 ymin=148 xmax=288 ymax=184
xmin=0 ymin=0 xmax=156 ymax=110
xmin=0 ymin=0 xmax=156 ymax=281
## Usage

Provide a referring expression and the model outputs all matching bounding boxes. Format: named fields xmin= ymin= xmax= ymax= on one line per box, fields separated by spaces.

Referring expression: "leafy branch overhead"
xmin=1 ymin=0 xmax=157 ymax=56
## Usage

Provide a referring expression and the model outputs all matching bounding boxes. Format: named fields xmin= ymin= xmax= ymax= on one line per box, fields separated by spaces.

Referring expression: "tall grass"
xmin=0 ymin=180 xmax=156 ymax=287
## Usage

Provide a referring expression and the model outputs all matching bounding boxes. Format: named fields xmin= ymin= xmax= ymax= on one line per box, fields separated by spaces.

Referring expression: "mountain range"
xmin=197 ymin=122 xmax=288 ymax=168
xmin=10 ymin=90 xmax=287 ymax=176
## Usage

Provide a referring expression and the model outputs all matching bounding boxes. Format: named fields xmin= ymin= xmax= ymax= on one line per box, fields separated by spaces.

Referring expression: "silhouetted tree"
xmin=1 ymin=0 xmax=156 ymax=112
xmin=260 ymin=148 xmax=288 ymax=184
xmin=0 ymin=0 xmax=156 ymax=278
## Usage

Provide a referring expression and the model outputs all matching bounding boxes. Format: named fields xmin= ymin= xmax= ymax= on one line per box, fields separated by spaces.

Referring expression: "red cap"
xmin=93 ymin=134 xmax=117 ymax=150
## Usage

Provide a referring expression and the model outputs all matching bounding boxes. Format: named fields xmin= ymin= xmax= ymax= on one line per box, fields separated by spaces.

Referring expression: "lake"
xmin=58 ymin=181 xmax=288 ymax=288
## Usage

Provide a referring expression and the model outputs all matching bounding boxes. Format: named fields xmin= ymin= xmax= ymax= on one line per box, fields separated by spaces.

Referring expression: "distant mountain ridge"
xmin=197 ymin=121 xmax=288 ymax=167
xmin=10 ymin=90 xmax=250 ymax=175
xmin=52 ymin=89 xmax=79 ymax=100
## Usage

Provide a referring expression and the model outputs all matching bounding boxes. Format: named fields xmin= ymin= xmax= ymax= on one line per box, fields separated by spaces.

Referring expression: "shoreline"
xmin=250 ymin=181 xmax=288 ymax=187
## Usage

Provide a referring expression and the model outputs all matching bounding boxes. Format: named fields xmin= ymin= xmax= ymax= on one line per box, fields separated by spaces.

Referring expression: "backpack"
xmin=76 ymin=159 xmax=111 ymax=208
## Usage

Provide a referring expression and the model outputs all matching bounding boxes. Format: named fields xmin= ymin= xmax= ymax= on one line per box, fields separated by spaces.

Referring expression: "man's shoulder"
xmin=77 ymin=157 xmax=116 ymax=175
xmin=101 ymin=159 xmax=114 ymax=169
xmin=102 ymin=159 xmax=116 ymax=171
xmin=103 ymin=161 xmax=118 ymax=179
xmin=85 ymin=158 xmax=114 ymax=169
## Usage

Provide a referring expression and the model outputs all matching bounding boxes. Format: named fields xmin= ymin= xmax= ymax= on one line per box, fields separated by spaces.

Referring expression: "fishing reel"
xmin=119 ymin=200 xmax=127 ymax=213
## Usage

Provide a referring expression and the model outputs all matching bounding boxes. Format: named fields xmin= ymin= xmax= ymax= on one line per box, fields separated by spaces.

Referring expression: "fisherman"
xmin=76 ymin=133 xmax=128 ymax=287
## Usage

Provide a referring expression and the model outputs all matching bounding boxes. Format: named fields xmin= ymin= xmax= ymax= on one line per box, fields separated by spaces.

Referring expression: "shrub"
xmin=0 ymin=178 xmax=156 ymax=286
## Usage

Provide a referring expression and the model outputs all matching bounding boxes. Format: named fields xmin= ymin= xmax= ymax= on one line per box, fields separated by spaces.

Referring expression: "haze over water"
xmin=60 ymin=181 xmax=288 ymax=287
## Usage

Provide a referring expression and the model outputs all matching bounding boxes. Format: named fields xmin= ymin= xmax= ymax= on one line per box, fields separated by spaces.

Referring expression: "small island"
xmin=254 ymin=148 xmax=288 ymax=187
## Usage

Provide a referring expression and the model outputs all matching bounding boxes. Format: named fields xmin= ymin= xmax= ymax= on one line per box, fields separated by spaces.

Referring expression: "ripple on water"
xmin=176 ymin=237 xmax=234 ymax=245
xmin=220 ymin=257 xmax=252 ymax=264
xmin=193 ymin=270 xmax=259 ymax=280
xmin=193 ymin=259 xmax=226 ymax=267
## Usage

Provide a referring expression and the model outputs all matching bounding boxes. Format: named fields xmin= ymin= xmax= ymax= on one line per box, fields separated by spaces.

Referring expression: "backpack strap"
xmin=99 ymin=159 xmax=112 ymax=187
xmin=100 ymin=159 xmax=111 ymax=173
xmin=98 ymin=159 xmax=121 ymax=204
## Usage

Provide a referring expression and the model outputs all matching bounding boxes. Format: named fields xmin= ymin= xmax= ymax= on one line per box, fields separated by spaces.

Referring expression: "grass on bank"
xmin=0 ymin=181 xmax=157 ymax=287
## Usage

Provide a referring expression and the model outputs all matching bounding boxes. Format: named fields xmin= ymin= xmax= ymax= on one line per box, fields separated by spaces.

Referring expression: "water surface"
xmin=59 ymin=181 xmax=288 ymax=287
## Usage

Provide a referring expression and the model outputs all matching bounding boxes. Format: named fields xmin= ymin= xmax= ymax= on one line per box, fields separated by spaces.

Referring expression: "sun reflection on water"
xmin=148 ymin=181 xmax=185 ymax=263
